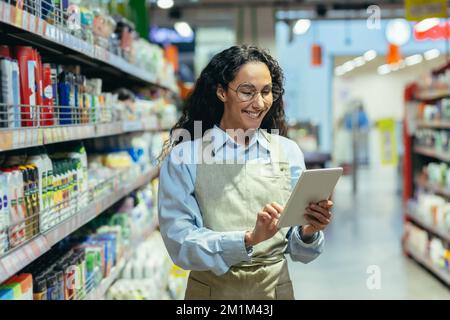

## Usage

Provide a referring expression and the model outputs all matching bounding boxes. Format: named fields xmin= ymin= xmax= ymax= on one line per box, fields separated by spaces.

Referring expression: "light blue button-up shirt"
xmin=158 ymin=125 xmax=324 ymax=276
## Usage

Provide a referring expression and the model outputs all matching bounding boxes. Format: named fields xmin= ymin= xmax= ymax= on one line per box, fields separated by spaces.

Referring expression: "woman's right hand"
xmin=245 ymin=202 xmax=283 ymax=247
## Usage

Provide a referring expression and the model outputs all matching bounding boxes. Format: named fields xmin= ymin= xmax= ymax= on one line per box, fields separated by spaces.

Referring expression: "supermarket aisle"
xmin=289 ymin=166 xmax=450 ymax=299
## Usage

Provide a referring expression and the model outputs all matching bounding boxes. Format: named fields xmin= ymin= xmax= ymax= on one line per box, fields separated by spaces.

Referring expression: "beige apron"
xmin=185 ymin=131 xmax=294 ymax=300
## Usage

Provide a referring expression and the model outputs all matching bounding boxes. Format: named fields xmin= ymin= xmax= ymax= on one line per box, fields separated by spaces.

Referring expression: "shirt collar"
xmin=211 ymin=125 xmax=271 ymax=154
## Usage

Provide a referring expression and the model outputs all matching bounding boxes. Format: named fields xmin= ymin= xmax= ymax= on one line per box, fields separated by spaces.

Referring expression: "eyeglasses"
xmin=227 ymin=83 xmax=282 ymax=103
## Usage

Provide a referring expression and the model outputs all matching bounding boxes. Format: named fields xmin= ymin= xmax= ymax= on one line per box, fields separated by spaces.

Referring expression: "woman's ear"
xmin=216 ymin=85 xmax=227 ymax=102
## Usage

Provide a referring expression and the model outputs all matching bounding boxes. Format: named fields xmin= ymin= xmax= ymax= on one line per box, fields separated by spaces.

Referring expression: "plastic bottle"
xmin=25 ymin=164 xmax=40 ymax=235
xmin=0 ymin=172 xmax=9 ymax=254
xmin=46 ymin=272 xmax=59 ymax=300
xmin=6 ymin=168 xmax=26 ymax=247
xmin=33 ymin=276 xmax=47 ymax=300
xmin=52 ymin=161 xmax=61 ymax=225
xmin=26 ymin=151 xmax=45 ymax=214
xmin=54 ymin=269 xmax=65 ymax=300
xmin=58 ymin=71 xmax=72 ymax=125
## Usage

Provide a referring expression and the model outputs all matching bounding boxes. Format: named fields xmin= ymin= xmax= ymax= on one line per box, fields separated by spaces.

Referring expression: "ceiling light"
xmin=377 ymin=64 xmax=391 ymax=75
xmin=353 ymin=56 xmax=366 ymax=67
xmin=174 ymin=21 xmax=193 ymax=38
xmin=293 ymin=19 xmax=311 ymax=35
xmin=342 ymin=61 xmax=355 ymax=72
xmin=363 ymin=50 xmax=377 ymax=61
xmin=386 ymin=19 xmax=411 ymax=46
xmin=157 ymin=0 xmax=174 ymax=9
xmin=414 ymin=18 xmax=440 ymax=33
xmin=335 ymin=66 xmax=346 ymax=76
xmin=424 ymin=49 xmax=440 ymax=60
xmin=405 ymin=54 xmax=423 ymax=66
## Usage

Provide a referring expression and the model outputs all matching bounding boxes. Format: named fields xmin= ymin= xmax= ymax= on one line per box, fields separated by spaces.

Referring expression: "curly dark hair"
xmin=160 ymin=45 xmax=287 ymax=160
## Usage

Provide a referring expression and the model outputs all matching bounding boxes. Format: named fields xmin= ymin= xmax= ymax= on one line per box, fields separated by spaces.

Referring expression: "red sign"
xmin=414 ymin=22 xmax=450 ymax=40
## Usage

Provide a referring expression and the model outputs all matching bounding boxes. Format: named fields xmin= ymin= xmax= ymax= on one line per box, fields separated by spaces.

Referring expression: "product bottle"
xmin=14 ymin=46 xmax=37 ymax=127
xmin=42 ymin=152 xmax=54 ymax=225
xmin=8 ymin=168 xmax=26 ymax=246
xmin=26 ymin=151 xmax=45 ymax=214
xmin=25 ymin=164 xmax=40 ymax=235
xmin=11 ymin=59 xmax=22 ymax=128
xmin=58 ymin=71 xmax=72 ymax=125
xmin=54 ymin=270 xmax=65 ymax=300
xmin=46 ymin=273 xmax=59 ymax=300
xmin=32 ymin=276 xmax=47 ymax=300
xmin=0 ymin=173 xmax=8 ymax=254
xmin=18 ymin=165 xmax=33 ymax=239
xmin=42 ymin=63 xmax=55 ymax=126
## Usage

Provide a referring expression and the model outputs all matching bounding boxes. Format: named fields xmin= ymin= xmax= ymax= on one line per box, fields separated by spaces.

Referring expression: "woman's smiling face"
xmin=217 ymin=62 xmax=274 ymax=131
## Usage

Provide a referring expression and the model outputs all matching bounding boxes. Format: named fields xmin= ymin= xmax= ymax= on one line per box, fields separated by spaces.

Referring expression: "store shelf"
xmin=0 ymin=1 xmax=176 ymax=92
xmin=416 ymin=120 xmax=450 ymax=129
xmin=415 ymin=89 xmax=450 ymax=102
xmin=404 ymin=247 xmax=450 ymax=286
xmin=413 ymin=146 xmax=450 ymax=162
xmin=405 ymin=212 xmax=450 ymax=243
xmin=0 ymin=120 xmax=169 ymax=152
xmin=416 ymin=179 xmax=450 ymax=200
xmin=0 ymin=167 xmax=159 ymax=284
xmin=86 ymin=220 xmax=159 ymax=300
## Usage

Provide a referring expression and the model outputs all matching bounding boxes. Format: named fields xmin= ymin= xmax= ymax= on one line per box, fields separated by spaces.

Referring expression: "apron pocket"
xmin=275 ymin=281 xmax=295 ymax=300
xmin=185 ymin=277 xmax=211 ymax=300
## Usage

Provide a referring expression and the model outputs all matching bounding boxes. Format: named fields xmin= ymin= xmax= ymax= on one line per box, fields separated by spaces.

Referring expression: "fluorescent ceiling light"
xmin=353 ymin=56 xmax=366 ymax=67
xmin=363 ymin=50 xmax=377 ymax=61
xmin=414 ymin=18 xmax=440 ymax=33
xmin=377 ymin=64 xmax=391 ymax=75
xmin=174 ymin=21 xmax=193 ymax=38
xmin=342 ymin=61 xmax=355 ymax=72
xmin=335 ymin=66 xmax=346 ymax=76
xmin=157 ymin=0 xmax=174 ymax=9
xmin=405 ymin=54 xmax=423 ymax=66
xmin=293 ymin=19 xmax=311 ymax=35
xmin=424 ymin=49 xmax=440 ymax=60
xmin=386 ymin=19 xmax=411 ymax=46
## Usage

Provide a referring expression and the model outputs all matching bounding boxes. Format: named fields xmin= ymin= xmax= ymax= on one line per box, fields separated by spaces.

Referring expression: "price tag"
xmin=47 ymin=24 xmax=57 ymax=41
xmin=9 ymin=130 xmax=18 ymax=148
xmin=39 ymin=20 xmax=46 ymax=36
xmin=33 ymin=128 xmax=39 ymax=145
xmin=21 ymin=10 xmax=28 ymax=30
xmin=0 ymin=2 xmax=4 ymax=23
xmin=13 ymin=7 xmax=21 ymax=27
xmin=29 ymin=14 xmax=36 ymax=33
xmin=37 ymin=128 xmax=43 ymax=145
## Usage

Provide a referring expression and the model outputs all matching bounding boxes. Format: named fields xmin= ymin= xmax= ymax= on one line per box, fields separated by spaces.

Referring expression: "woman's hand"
xmin=302 ymin=200 xmax=333 ymax=239
xmin=245 ymin=202 xmax=284 ymax=247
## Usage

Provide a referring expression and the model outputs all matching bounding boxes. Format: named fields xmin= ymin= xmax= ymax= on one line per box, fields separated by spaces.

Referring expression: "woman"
xmin=158 ymin=45 xmax=333 ymax=300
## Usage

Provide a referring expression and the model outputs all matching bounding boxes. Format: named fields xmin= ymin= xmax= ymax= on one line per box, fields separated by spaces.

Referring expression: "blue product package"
xmin=11 ymin=59 xmax=21 ymax=128
xmin=0 ymin=288 xmax=14 ymax=300
xmin=58 ymin=72 xmax=71 ymax=125
xmin=41 ymin=0 xmax=54 ymax=20
xmin=95 ymin=233 xmax=117 ymax=265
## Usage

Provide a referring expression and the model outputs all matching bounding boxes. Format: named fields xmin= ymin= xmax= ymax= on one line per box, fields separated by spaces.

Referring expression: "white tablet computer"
xmin=277 ymin=167 xmax=343 ymax=228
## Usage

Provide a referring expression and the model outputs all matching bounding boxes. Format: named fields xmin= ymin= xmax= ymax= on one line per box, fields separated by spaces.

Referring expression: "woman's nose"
xmin=254 ymin=92 xmax=266 ymax=109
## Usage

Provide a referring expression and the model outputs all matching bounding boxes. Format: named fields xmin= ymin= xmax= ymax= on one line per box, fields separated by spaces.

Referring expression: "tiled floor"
xmin=289 ymin=166 xmax=450 ymax=299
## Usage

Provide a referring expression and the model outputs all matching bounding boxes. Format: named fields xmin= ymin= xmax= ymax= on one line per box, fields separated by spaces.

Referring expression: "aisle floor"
xmin=288 ymin=166 xmax=450 ymax=299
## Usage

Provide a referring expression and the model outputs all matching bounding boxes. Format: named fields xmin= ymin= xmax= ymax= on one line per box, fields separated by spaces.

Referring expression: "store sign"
xmin=149 ymin=26 xmax=194 ymax=44
xmin=414 ymin=22 xmax=450 ymax=40
xmin=405 ymin=0 xmax=447 ymax=21
xmin=377 ymin=118 xmax=398 ymax=166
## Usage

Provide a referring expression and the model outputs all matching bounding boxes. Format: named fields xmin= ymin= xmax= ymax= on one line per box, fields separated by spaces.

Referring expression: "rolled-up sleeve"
xmin=286 ymin=226 xmax=324 ymax=263
xmin=158 ymin=145 xmax=251 ymax=276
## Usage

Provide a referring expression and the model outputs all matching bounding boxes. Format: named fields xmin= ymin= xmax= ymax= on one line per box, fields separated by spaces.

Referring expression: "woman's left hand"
xmin=302 ymin=200 xmax=333 ymax=238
